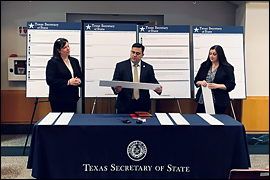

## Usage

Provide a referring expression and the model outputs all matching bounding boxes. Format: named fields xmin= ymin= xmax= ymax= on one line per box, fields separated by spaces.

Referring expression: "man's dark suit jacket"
xmin=112 ymin=59 xmax=160 ymax=113
xmin=46 ymin=56 xmax=83 ymax=104
xmin=194 ymin=62 xmax=236 ymax=107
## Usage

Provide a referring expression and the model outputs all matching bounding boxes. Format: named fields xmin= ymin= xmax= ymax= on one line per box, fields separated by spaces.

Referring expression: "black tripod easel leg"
xmin=230 ymin=100 xmax=237 ymax=120
xmin=91 ymin=98 xmax=97 ymax=114
xmin=23 ymin=97 xmax=39 ymax=155
xmin=176 ymin=99 xmax=182 ymax=114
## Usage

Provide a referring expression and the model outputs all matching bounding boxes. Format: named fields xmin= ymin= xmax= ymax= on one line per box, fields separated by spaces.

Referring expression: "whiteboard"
xmin=26 ymin=21 xmax=81 ymax=98
xmin=84 ymin=23 xmax=137 ymax=97
xmin=138 ymin=25 xmax=191 ymax=98
xmin=84 ymin=24 xmax=191 ymax=98
xmin=192 ymin=26 xmax=246 ymax=99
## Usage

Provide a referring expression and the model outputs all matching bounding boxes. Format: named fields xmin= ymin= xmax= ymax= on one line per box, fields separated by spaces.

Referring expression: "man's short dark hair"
xmin=132 ymin=43 xmax=145 ymax=53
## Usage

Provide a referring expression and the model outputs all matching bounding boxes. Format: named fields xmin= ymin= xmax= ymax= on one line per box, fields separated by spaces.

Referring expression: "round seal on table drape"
xmin=127 ymin=140 xmax=147 ymax=161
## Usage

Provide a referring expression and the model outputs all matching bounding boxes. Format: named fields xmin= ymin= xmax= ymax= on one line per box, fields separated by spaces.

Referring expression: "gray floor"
xmin=1 ymin=134 xmax=269 ymax=179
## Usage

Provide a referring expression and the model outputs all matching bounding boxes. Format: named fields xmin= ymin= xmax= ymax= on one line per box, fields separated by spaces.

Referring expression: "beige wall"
xmin=235 ymin=2 xmax=269 ymax=96
xmin=245 ymin=2 xmax=269 ymax=96
xmin=235 ymin=2 xmax=269 ymax=132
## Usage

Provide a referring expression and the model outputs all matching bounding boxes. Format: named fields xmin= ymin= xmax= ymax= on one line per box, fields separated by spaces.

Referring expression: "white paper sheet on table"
xmin=202 ymin=86 xmax=215 ymax=114
xmin=197 ymin=113 xmax=224 ymax=125
xmin=54 ymin=112 xmax=74 ymax=125
xmin=155 ymin=113 xmax=174 ymax=125
xmin=99 ymin=80 xmax=160 ymax=90
xmin=169 ymin=113 xmax=190 ymax=125
xmin=38 ymin=112 xmax=61 ymax=125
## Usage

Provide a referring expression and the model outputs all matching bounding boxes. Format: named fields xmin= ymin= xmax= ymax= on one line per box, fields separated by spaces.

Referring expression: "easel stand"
xmin=176 ymin=99 xmax=182 ymax=114
xmin=91 ymin=98 xmax=114 ymax=114
xmin=91 ymin=98 xmax=97 ymax=114
xmin=23 ymin=97 xmax=49 ymax=155
xmin=230 ymin=99 xmax=237 ymax=120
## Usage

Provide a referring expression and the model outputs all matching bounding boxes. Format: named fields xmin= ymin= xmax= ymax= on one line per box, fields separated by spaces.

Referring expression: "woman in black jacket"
xmin=194 ymin=45 xmax=235 ymax=114
xmin=46 ymin=38 xmax=83 ymax=113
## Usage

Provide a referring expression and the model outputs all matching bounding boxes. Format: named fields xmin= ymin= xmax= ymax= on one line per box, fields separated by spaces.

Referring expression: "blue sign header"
xmin=138 ymin=25 xmax=190 ymax=33
xmin=27 ymin=22 xmax=81 ymax=30
xmin=84 ymin=23 xmax=137 ymax=31
xmin=192 ymin=26 xmax=243 ymax=34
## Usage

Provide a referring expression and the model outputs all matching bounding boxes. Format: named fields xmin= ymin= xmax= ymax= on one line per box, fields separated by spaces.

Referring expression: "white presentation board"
xmin=84 ymin=24 xmax=191 ymax=99
xmin=84 ymin=23 xmax=137 ymax=97
xmin=26 ymin=21 xmax=81 ymax=98
xmin=26 ymin=22 xmax=245 ymax=101
xmin=138 ymin=25 xmax=191 ymax=98
xmin=192 ymin=26 xmax=246 ymax=99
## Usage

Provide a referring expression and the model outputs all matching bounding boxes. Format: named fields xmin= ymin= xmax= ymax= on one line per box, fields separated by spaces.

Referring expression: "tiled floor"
xmin=1 ymin=156 xmax=34 ymax=179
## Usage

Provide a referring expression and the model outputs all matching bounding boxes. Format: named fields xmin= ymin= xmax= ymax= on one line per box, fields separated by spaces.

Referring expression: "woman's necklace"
xmin=212 ymin=63 xmax=219 ymax=72
xmin=63 ymin=58 xmax=71 ymax=68
xmin=63 ymin=58 xmax=69 ymax=64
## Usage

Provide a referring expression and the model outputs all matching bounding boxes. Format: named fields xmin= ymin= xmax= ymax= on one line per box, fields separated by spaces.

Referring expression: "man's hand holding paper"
xmin=155 ymin=85 xmax=163 ymax=93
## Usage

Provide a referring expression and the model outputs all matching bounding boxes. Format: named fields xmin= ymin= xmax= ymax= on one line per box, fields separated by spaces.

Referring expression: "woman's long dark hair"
xmin=53 ymin=38 xmax=69 ymax=59
xmin=205 ymin=45 xmax=232 ymax=67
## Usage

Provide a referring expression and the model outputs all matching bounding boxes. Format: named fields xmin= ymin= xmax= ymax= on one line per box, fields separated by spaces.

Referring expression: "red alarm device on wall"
xmin=9 ymin=54 xmax=18 ymax=57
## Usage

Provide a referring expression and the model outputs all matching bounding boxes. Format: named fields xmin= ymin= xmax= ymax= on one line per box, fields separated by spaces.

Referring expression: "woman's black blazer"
xmin=46 ymin=56 xmax=83 ymax=103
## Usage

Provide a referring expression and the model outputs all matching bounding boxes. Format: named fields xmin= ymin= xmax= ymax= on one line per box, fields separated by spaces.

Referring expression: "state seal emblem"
xmin=127 ymin=140 xmax=147 ymax=161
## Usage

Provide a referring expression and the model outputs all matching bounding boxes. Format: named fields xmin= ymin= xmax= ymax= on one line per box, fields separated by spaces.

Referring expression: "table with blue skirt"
xmin=27 ymin=113 xmax=251 ymax=179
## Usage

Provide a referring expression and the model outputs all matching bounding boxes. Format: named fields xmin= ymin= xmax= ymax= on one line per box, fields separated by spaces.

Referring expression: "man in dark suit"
xmin=112 ymin=43 xmax=162 ymax=114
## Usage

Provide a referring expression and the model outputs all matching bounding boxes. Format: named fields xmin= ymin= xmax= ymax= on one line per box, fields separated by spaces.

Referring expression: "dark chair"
xmin=229 ymin=169 xmax=269 ymax=179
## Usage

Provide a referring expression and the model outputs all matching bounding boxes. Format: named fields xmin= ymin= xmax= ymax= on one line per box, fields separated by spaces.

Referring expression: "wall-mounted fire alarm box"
xmin=8 ymin=57 xmax=26 ymax=81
